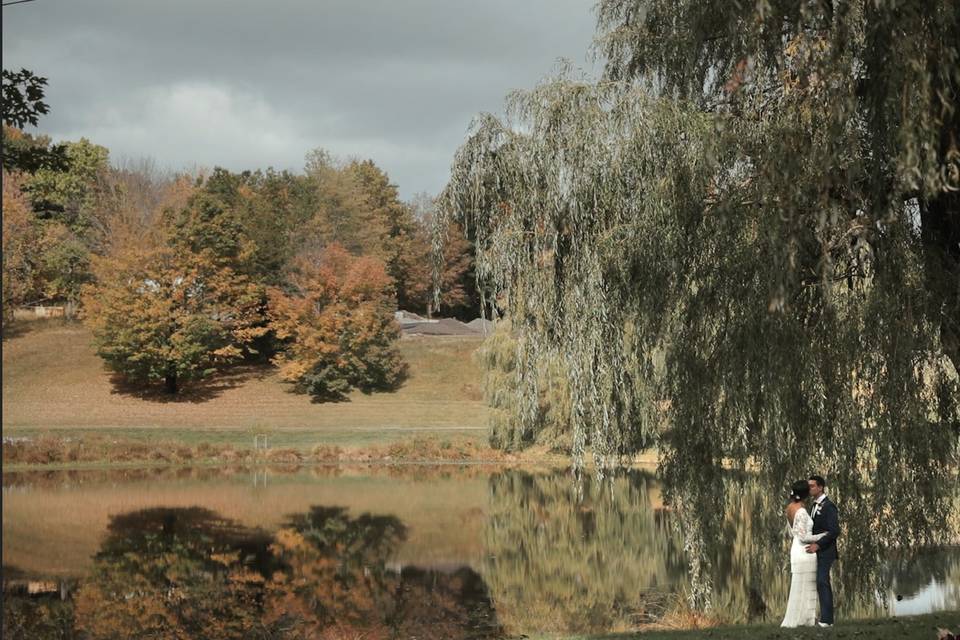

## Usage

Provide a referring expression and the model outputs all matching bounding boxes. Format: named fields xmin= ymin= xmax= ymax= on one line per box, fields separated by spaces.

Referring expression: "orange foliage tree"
xmin=82 ymin=192 xmax=267 ymax=394
xmin=268 ymin=243 xmax=405 ymax=401
xmin=1 ymin=171 xmax=39 ymax=323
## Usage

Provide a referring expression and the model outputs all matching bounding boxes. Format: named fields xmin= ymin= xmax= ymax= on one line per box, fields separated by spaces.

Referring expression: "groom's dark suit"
xmin=811 ymin=495 xmax=840 ymax=624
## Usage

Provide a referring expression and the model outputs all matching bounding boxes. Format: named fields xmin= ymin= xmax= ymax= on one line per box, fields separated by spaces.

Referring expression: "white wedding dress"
xmin=781 ymin=507 xmax=826 ymax=627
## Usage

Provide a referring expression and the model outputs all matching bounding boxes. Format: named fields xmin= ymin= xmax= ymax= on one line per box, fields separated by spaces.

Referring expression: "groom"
xmin=806 ymin=474 xmax=840 ymax=627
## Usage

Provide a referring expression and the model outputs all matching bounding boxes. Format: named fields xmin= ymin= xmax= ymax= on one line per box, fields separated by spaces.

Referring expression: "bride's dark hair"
xmin=790 ymin=480 xmax=810 ymax=502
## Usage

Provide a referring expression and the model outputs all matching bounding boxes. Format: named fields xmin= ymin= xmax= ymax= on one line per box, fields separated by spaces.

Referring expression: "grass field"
xmin=571 ymin=611 xmax=960 ymax=639
xmin=2 ymin=319 xmax=489 ymax=450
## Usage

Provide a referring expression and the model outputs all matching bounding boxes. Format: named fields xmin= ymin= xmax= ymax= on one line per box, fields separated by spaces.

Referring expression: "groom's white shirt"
xmin=811 ymin=493 xmax=827 ymax=519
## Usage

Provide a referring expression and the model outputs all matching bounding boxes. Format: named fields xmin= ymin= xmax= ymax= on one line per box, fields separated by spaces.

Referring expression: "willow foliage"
xmin=477 ymin=320 xmax=573 ymax=451
xmin=438 ymin=1 xmax=959 ymax=609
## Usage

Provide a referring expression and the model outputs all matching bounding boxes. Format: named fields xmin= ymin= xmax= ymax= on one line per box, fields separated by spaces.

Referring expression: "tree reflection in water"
xmin=67 ymin=506 xmax=502 ymax=639
xmin=669 ymin=470 xmax=960 ymax=622
xmin=481 ymin=469 xmax=960 ymax=635
xmin=4 ymin=471 xmax=957 ymax=639
xmin=482 ymin=469 xmax=688 ymax=634
xmin=265 ymin=506 xmax=502 ymax=639
xmin=74 ymin=507 xmax=276 ymax=639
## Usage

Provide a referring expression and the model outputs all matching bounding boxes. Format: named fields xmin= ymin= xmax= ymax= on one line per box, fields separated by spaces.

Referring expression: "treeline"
xmin=2 ymin=122 xmax=479 ymax=398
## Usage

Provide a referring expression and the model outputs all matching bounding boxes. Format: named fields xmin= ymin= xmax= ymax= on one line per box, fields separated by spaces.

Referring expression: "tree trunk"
xmin=165 ymin=371 xmax=178 ymax=394
xmin=923 ymin=36 xmax=960 ymax=377
xmin=920 ymin=191 xmax=960 ymax=376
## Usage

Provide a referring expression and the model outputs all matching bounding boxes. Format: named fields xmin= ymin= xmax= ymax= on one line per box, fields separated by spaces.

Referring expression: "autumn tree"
xmin=265 ymin=506 xmax=501 ymax=639
xmin=412 ymin=192 xmax=479 ymax=318
xmin=1 ymin=171 xmax=40 ymax=323
xmin=345 ymin=160 xmax=424 ymax=307
xmin=304 ymin=150 xmax=453 ymax=313
xmin=268 ymin=244 xmax=405 ymax=401
xmin=100 ymin=158 xmax=190 ymax=244
xmin=0 ymin=137 xmax=112 ymax=309
xmin=2 ymin=87 xmax=103 ymax=310
xmin=82 ymin=191 xmax=267 ymax=394
xmin=305 ymin=150 xmax=387 ymax=257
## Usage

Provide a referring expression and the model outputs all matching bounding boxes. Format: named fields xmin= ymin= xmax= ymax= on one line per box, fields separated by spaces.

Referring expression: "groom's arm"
xmin=817 ymin=503 xmax=840 ymax=550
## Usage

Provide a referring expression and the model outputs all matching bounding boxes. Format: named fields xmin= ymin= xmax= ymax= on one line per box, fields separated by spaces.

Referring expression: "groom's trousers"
xmin=816 ymin=556 xmax=836 ymax=624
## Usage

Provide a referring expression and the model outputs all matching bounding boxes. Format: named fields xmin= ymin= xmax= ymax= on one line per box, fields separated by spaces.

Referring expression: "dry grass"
xmin=1 ymin=433 xmax=521 ymax=468
xmin=2 ymin=321 xmax=662 ymax=468
xmin=2 ymin=320 xmax=488 ymax=436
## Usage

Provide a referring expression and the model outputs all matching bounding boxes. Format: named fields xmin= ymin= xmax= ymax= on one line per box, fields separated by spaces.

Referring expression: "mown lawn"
xmin=2 ymin=320 xmax=488 ymax=445
xmin=565 ymin=611 xmax=959 ymax=640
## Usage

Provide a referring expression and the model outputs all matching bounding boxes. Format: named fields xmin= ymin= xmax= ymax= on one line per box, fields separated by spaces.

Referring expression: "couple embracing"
xmin=781 ymin=475 xmax=840 ymax=628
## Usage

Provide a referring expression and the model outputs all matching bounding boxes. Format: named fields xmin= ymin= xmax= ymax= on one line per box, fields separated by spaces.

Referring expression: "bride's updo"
xmin=789 ymin=480 xmax=810 ymax=502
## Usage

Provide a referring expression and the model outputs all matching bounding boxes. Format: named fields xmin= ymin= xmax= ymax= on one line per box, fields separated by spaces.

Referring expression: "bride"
xmin=781 ymin=480 xmax=827 ymax=627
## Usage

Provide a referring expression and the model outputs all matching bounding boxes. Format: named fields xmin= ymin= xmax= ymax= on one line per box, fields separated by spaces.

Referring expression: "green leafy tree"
xmin=1 ymin=69 xmax=67 ymax=173
xmin=1 ymin=125 xmax=68 ymax=174
xmin=2 ymin=68 xmax=50 ymax=129
xmin=35 ymin=222 xmax=91 ymax=305
xmin=199 ymin=167 xmax=316 ymax=284
xmin=482 ymin=470 xmax=687 ymax=634
xmin=477 ymin=320 xmax=572 ymax=451
xmin=25 ymin=138 xmax=110 ymax=240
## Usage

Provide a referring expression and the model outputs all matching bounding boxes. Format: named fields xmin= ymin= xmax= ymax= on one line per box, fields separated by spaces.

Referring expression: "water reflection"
xmin=266 ymin=506 xmax=500 ymax=638
xmin=7 ymin=504 xmax=502 ymax=639
xmin=482 ymin=469 xmax=960 ymax=633
xmin=3 ymin=466 xmax=957 ymax=638
xmin=482 ymin=469 xmax=687 ymax=634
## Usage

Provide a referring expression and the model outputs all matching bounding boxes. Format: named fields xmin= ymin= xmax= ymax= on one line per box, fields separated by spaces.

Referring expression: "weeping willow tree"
xmin=436 ymin=0 xmax=959 ymax=610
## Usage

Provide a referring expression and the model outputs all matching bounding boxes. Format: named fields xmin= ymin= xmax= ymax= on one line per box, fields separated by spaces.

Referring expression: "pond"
xmin=3 ymin=465 xmax=958 ymax=638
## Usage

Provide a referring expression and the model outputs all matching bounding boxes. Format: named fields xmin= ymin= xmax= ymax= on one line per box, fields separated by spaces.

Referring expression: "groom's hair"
xmin=809 ymin=474 xmax=826 ymax=488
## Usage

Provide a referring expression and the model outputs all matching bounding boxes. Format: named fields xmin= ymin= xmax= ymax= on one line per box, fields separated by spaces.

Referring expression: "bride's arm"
xmin=792 ymin=509 xmax=826 ymax=543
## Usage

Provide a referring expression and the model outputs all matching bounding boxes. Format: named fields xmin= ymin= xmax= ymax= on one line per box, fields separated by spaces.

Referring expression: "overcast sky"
xmin=3 ymin=0 xmax=598 ymax=199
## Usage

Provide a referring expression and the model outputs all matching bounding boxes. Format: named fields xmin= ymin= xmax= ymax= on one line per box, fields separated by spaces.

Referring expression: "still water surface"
xmin=3 ymin=465 xmax=958 ymax=638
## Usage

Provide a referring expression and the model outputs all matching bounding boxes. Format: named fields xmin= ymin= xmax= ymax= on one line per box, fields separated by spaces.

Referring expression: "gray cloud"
xmin=3 ymin=0 xmax=597 ymax=198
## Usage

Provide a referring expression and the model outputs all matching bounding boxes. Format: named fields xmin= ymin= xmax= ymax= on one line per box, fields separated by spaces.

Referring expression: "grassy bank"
xmin=569 ymin=611 xmax=959 ymax=639
xmin=2 ymin=320 xmax=487 ymax=433
xmin=1 ymin=432 xmax=524 ymax=469
xmin=1 ymin=320 xmax=661 ymax=468
xmin=2 ymin=433 xmax=659 ymax=471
